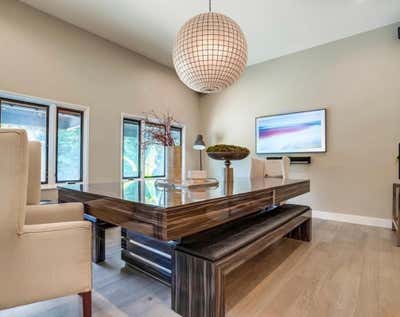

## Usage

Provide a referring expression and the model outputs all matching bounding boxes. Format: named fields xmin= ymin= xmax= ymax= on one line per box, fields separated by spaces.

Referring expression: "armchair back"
xmin=250 ymin=156 xmax=290 ymax=179
xmin=27 ymin=141 xmax=41 ymax=205
xmin=0 ymin=129 xmax=29 ymax=235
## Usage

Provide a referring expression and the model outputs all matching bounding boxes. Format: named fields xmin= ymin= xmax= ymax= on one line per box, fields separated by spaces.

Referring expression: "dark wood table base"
xmin=58 ymin=178 xmax=311 ymax=315
xmin=84 ymin=216 xmax=174 ymax=284
xmin=84 ymin=214 xmax=116 ymax=263
xmin=121 ymin=229 xmax=174 ymax=285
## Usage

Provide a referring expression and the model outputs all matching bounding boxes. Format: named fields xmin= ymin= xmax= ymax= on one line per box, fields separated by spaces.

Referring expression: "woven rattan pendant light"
xmin=173 ymin=0 xmax=248 ymax=94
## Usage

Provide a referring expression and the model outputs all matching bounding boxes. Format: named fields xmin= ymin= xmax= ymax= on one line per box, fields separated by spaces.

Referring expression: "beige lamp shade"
xmin=173 ymin=12 xmax=248 ymax=94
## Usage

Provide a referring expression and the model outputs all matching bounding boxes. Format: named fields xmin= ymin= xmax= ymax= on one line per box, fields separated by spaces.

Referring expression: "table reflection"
xmin=60 ymin=177 xmax=304 ymax=208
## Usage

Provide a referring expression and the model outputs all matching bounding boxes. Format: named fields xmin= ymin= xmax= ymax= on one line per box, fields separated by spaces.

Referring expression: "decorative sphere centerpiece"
xmin=206 ymin=144 xmax=250 ymax=184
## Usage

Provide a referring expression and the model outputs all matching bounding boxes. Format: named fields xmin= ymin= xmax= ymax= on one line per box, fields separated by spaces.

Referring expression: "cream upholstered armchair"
xmin=0 ymin=129 xmax=92 ymax=317
xmin=250 ymin=156 xmax=290 ymax=179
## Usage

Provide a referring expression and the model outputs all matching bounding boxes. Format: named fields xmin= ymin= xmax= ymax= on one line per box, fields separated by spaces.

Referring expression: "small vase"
xmin=166 ymin=146 xmax=182 ymax=182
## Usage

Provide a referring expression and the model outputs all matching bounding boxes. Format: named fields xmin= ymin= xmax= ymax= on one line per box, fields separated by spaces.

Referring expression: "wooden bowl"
xmin=207 ymin=151 xmax=249 ymax=161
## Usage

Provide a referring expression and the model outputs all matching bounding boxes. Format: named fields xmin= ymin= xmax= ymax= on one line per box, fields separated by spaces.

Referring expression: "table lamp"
xmin=193 ymin=134 xmax=206 ymax=170
xmin=189 ymin=135 xmax=207 ymax=179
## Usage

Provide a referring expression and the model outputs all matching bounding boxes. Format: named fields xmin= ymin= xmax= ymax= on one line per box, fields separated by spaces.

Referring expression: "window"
xmin=122 ymin=117 xmax=183 ymax=179
xmin=122 ymin=180 xmax=140 ymax=202
xmin=56 ymin=108 xmax=84 ymax=183
xmin=0 ymin=100 xmax=49 ymax=183
xmin=122 ymin=119 xmax=140 ymax=179
xmin=171 ymin=127 xmax=182 ymax=147
xmin=0 ymin=95 xmax=86 ymax=186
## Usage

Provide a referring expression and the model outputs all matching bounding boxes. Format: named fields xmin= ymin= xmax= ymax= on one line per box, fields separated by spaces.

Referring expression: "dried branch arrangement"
xmin=143 ymin=110 xmax=180 ymax=146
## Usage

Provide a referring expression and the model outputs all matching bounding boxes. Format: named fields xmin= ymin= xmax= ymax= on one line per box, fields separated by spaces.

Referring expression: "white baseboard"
xmin=312 ymin=210 xmax=392 ymax=229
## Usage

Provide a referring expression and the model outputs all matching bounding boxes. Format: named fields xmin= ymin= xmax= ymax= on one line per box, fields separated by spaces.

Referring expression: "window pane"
xmin=144 ymin=123 xmax=165 ymax=177
xmin=0 ymin=102 xmax=48 ymax=183
xmin=57 ymin=109 xmax=82 ymax=182
xmin=123 ymin=120 xmax=140 ymax=178
xmin=123 ymin=180 xmax=140 ymax=201
xmin=171 ymin=127 xmax=182 ymax=146
xmin=144 ymin=179 xmax=165 ymax=205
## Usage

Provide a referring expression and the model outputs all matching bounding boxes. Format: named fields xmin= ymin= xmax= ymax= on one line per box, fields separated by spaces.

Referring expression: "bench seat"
xmin=176 ymin=204 xmax=311 ymax=262
xmin=172 ymin=204 xmax=312 ymax=317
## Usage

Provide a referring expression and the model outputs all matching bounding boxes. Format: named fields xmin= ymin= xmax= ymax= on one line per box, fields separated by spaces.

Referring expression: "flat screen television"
xmin=256 ymin=109 xmax=326 ymax=154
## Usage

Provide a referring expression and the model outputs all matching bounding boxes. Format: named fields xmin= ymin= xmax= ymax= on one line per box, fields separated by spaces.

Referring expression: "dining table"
xmin=58 ymin=177 xmax=310 ymax=285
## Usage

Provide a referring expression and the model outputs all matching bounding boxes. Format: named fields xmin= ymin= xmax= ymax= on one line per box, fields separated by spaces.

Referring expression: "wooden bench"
xmin=172 ymin=204 xmax=312 ymax=317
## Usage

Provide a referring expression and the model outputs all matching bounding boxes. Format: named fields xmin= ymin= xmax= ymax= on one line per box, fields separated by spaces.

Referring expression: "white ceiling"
xmin=21 ymin=0 xmax=400 ymax=67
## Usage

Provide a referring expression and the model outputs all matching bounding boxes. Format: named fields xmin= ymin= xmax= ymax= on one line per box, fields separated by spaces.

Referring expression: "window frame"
xmin=55 ymin=107 xmax=84 ymax=183
xmin=121 ymin=114 xmax=184 ymax=180
xmin=171 ymin=126 xmax=183 ymax=147
xmin=0 ymin=98 xmax=50 ymax=184
xmin=122 ymin=118 xmax=141 ymax=180
xmin=0 ymin=90 xmax=89 ymax=189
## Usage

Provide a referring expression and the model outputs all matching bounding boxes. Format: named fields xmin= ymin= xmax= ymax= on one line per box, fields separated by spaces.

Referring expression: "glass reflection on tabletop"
xmin=59 ymin=177 xmax=305 ymax=209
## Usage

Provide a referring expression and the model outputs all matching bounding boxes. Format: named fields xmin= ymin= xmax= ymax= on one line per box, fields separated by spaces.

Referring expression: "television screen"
xmin=256 ymin=109 xmax=326 ymax=154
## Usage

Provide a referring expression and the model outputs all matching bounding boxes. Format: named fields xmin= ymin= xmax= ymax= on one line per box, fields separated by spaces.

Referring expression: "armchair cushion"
xmin=25 ymin=203 xmax=84 ymax=225
xmin=1 ymin=220 xmax=92 ymax=309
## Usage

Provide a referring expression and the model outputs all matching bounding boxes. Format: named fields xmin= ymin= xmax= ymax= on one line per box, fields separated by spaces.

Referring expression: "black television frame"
xmin=255 ymin=108 xmax=327 ymax=155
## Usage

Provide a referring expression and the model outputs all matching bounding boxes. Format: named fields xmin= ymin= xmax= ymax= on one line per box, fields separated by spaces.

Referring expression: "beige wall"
xmin=0 ymin=0 xmax=200 ymax=190
xmin=200 ymin=24 xmax=400 ymax=219
xmin=1 ymin=0 xmax=398 ymax=219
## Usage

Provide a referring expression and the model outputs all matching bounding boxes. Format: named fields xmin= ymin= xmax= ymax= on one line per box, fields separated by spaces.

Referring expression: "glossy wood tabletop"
xmin=58 ymin=178 xmax=310 ymax=240
xmin=59 ymin=178 xmax=308 ymax=208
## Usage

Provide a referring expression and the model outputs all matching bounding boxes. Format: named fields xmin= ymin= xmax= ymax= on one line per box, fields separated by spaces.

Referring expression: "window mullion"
xmin=48 ymin=105 xmax=57 ymax=186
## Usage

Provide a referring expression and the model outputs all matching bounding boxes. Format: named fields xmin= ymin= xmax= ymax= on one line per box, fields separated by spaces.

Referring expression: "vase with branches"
xmin=143 ymin=111 xmax=182 ymax=182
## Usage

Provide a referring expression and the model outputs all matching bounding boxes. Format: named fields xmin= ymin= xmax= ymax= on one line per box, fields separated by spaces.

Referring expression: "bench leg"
xmin=287 ymin=218 xmax=312 ymax=242
xmin=172 ymin=250 xmax=224 ymax=317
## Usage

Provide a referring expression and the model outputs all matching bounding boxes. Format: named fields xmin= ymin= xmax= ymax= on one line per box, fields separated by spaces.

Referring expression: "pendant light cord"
xmin=209 ymin=0 xmax=212 ymax=12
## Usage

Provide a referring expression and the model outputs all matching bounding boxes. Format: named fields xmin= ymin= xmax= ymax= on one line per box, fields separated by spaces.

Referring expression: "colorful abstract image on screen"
xmin=256 ymin=109 xmax=326 ymax=154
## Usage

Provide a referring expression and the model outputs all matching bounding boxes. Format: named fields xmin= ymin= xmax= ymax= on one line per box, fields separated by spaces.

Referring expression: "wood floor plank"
xmin=226 ymin=220 xmax=400 ymax=317
xmin=1 ymin=221 xmax=399 ymax=317
xmin=0 ymin=227 xmax=178 ymax=317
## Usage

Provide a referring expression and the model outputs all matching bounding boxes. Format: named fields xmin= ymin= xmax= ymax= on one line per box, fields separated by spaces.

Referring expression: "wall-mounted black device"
xmin=398 ymin=27 xmax=400 ymax=40
xmin=266 ymin=156 xmax=311 ymax=165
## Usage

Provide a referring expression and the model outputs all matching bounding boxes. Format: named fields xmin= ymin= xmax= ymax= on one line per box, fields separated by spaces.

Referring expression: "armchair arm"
xmin=25 ymin=202 xmax=84 ymax=225
xmin=22 ymin=220 xmax=89 ymax=234
xmin=4 ymin=221 xmax=93 ymax=306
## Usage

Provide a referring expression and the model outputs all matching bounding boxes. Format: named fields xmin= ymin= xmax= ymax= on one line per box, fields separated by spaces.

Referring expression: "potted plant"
xmin=144 ymin=111 xmax=182 ymax=182
xmin=206 ymin=144 xmax=250 ymax=184
xmin=206 ymin=144 xmax=250 ymax=163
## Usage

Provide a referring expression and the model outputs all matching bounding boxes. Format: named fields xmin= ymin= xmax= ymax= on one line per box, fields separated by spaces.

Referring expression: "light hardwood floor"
xmin=0 ymin=228 xmax=177 ymax=317
xmin=1 ymin=219 xmax=399 ymax=317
